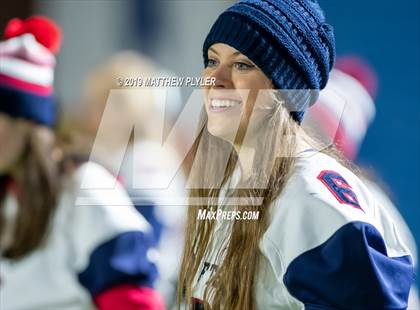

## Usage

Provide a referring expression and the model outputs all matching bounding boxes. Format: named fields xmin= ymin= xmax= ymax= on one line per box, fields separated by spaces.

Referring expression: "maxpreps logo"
xmin=197 ymin=208 xmax=260 ymax=221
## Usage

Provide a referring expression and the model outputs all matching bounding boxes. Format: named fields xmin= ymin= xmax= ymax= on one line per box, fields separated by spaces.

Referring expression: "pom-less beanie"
xmin=203 ymin=0 xmax=336 ymax=123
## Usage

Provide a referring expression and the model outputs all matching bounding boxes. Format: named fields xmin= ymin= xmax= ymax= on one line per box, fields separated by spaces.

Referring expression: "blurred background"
xmin=1 ymin=0 xmax=419 ymax=287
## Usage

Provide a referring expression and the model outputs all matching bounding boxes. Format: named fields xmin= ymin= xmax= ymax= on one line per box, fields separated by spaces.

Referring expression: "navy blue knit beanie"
xmin=203 ymin=0 xmax=336 ymax=123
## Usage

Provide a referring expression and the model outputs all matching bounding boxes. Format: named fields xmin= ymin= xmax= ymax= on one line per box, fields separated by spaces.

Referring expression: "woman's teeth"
xmin=210 ymin=99 xmax=241 ymax=109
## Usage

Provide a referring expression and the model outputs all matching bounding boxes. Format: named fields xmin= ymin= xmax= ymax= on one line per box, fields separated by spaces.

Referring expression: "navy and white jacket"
xmin=192 ymin=150 xmax=415 ymax=309
xmin=0 ymin=162 xmax=163 ymax=309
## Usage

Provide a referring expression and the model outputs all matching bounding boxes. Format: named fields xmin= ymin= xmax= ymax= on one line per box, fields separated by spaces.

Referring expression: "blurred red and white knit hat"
xmin=0 ymin=15 xmax=62 ymax=127
xmin=304 ymin=56 xmax=378 ymax=160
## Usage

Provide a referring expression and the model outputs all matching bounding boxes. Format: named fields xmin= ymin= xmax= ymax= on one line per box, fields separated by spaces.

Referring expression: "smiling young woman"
xmin=177 ymin=1 xmax=415 ymax=309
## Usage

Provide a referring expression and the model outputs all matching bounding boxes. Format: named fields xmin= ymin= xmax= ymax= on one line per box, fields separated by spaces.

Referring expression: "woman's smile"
xmin=209 ymin=98 xmax=241 ymax=112
xmin=206 ymin=90 xmax=243 ymax=114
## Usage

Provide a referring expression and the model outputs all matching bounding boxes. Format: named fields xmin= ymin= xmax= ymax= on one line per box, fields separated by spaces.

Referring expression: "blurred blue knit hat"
xmin=203 ymin=0 xmax=336 ymax=123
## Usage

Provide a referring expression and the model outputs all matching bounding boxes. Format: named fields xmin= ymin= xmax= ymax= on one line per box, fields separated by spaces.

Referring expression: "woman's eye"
xmin=207 ymin=58 xmax=218 ymax=68
xmin=234 ymin=62 xmax=254 ymax=71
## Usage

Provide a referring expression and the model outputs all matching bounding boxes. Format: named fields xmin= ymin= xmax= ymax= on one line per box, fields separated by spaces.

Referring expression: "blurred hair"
xmin=0 ymin=123 xmax=59 ymax=259
xmin=83 ymin=51 xmax=162 ymax=143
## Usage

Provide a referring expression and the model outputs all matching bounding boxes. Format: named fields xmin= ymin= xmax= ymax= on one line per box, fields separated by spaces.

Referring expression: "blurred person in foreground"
xmin=304 ymin=55 xmax=419 ymax=308
xmin=79 ymin=52 xmax=187 ymax=308
xmin=0 ymin=16 xmax=164 ymax=310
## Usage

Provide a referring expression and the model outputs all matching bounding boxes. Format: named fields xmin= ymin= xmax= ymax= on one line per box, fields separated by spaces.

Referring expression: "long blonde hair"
xmin=177 ymin=92 xmax=348 ymax=309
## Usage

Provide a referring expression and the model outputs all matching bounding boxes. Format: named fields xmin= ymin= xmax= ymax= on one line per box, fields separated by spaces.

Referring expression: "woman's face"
xmin=202 ymin=43 xmax=274 ymax=143
xmin=0 ymin=113 xmax=28 ymax=174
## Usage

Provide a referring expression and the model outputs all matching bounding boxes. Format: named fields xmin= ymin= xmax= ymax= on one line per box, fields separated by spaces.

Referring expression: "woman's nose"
xmin=210 ymin=65 xmax=233 ymax=89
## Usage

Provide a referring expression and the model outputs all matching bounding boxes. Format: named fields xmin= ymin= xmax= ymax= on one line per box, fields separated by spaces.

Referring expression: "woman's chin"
xmin=207 ymin=123 xmax=236 ymax=142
